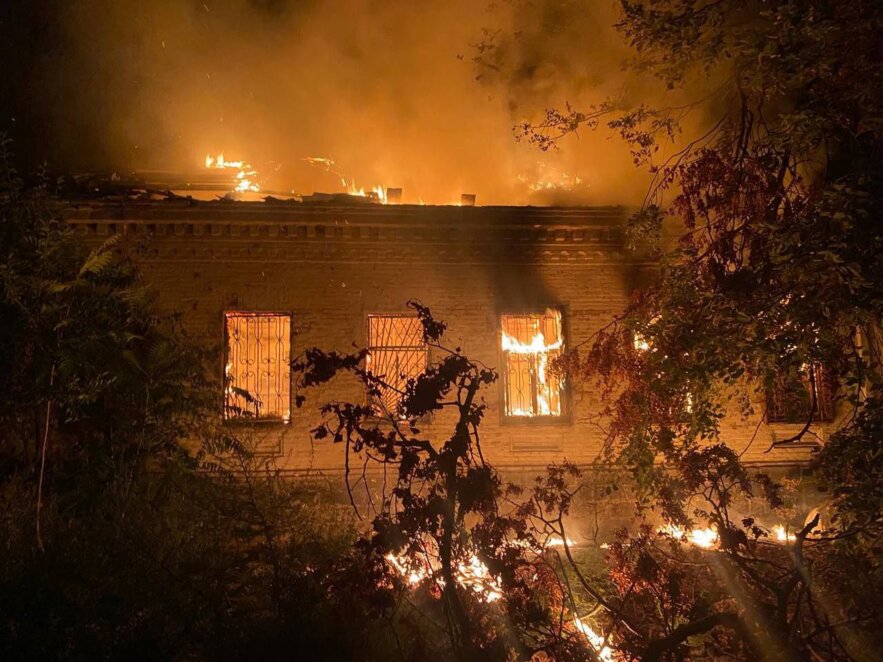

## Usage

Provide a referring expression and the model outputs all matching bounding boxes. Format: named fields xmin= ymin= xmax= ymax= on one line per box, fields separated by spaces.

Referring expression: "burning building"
xmin=63 ymin=188 xmax=834 ymax=492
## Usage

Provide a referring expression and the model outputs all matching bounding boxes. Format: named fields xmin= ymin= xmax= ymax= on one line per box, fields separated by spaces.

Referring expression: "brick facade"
xmin=64 ymin=200 xmax=829 ymax=478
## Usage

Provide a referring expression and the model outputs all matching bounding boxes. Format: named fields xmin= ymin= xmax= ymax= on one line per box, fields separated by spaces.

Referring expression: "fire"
xmin=659 ymin=523 xmax=799 ymax=548
xmin=456 ymin=555 xmax=503 ymax=603
xmin=772 ymin=525 xmax=797 ymax=543
xmin=658 ymin=524 xmax=719 ymax=548
xmin=633 ymin=332 xmax=651 ymax=352
xmin=501 ymin=310 xmax=564 ymax=417
xmin=501 ymin=331 xmax=564 ymax=355
xmin=518 ymin=162 xmax=587 ymax=195
xmin=544 ymin=535 xmax=577 ymax=548
xmin=384 ymin=545 xmax=502 ymax=604
xmin=573 ymin=617 xmax=615 ymax=662
xmin=302 ymin=156 xmax=390 ymax=203
xmin=385 ymin=551 xmax=430 ymax=587
xmin=205 ymin=153 xmax=261 ymax=193
xmin=343 ymin=178 xmax=388 ymax=203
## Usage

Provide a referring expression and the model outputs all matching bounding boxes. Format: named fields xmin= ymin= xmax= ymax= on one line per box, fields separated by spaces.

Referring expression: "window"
xmin=366 ymin=315 xmax=427 ymax=415
xmin=501 ymin=310 xmax=565 ymax=418
xmin=224 ymin=312 xmax=291 ymax=421
xmin=767 ymin=363 xmax=833 ymax=424
xmin=632 ymin=331 xmax=694 ymax=418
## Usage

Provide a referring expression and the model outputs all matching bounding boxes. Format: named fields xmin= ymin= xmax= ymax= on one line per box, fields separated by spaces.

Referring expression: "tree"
xmin=0 ymin=138 xmax=400 ymax=661
xmin=295 ymin=301 xmax=611 ymax=661
xmin=490 ymin=1 xmax=882 ymax=658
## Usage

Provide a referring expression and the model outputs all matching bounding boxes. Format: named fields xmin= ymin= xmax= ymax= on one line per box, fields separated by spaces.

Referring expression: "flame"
xmin=344 ymin=178 xmax=388 ymax=203
xmin=772 ymin=525 xmax=797 ymax=543
xmin=384 ymin=545 xmax=502 ymax=604
xmin=544 ymin=535 xmax=577 ymax=548
xmin=633 ymin=332 xmax=651 ymax=352
xmin=658 ymin=523 xmax=800 ymax=548
xmin=302 ymin=157 xmax=389 ymax=203
xmin=501 ymin=310 xmax=564 ymax=417
xmin=456 ymin=554 xmax=503 ymax=603
xmin=573 ymin=617 xmax=615 ymax=661
xmin=501 ymin=332 xmax=564 ymax=355
xmin=518 ymin=162 xmax=587 ymax=194
xmin=385 ymin=552 xmax=430 ymax=586
xmin=658 ymin=524 xmax=719 ymax=549
xmin=205 ymin=153 xmax=261 ymax=193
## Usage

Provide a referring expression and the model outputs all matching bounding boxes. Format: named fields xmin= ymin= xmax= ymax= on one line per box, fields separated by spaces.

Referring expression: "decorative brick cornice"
xmin=64 ymin=201 xmax=650 ymax=265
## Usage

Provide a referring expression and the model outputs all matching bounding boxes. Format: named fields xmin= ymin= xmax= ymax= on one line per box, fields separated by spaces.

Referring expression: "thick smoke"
xmin=2 ymin=0 xmax=701 ymax=205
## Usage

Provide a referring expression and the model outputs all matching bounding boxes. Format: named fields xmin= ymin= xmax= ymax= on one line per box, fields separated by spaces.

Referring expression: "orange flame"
xmin=501 ymin=310 xmax=564 ymax=417
xmin=384 ymin=543 xmax=502 ymax=604
xmin=205 ymin=153 xmax=261 ymax=193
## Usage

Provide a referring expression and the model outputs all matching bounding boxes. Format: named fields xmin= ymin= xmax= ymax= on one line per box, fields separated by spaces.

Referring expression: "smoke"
xmin=2 ymin=0 xmax=702 ymax=205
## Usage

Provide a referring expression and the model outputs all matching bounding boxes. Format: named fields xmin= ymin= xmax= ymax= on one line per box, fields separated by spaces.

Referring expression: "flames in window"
xmin=501 ymin=311 xmax=564 ymax=417
xmin=224 ymin=313 xmax=291 ymax=421
xmin=366 ymin=315 xmax=427 ymax=415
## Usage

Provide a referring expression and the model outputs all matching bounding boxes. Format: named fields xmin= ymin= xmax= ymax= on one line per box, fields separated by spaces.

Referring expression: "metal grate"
xmin=767 ymin=364 xmax=834 ymax=424
xmin=224 ymin=312 xmax=291 ymax=421
xmin=501 ymin=311 xmax=564 ymax=417
xmin=366 ymin=315 xmax=427 ymax=415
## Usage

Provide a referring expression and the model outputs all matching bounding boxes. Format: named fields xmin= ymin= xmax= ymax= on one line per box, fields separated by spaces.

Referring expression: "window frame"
xmin=222 ymin=310 xmax=294 ymax=425
xmin=766 ymin=363 xmax=835 ymax=425
xmin=365 ymin=312 xmax=430 ymax=418
xmin=499 ymin=307 xmax=572 ymax=425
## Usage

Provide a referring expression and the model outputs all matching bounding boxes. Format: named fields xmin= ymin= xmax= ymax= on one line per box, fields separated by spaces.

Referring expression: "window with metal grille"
xmin=632 ymin=331 xmax=694 ymax=418
xmin=224 ymin=312 xmax=291 ymax=422
xmin=501 ymin=311 xmax=565 ymax=418
xmin=766 ymin=363 xmax=834 ymax=424
xmin=366 ymin=315 xmax=427 ymax=415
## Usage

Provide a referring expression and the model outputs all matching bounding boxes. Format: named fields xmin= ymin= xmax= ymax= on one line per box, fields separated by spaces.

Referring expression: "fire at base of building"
xmin=64 ymin=194 xmax=832 ymax=533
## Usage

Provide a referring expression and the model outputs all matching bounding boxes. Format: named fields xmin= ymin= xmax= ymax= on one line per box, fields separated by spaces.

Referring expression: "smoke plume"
xmin=1 ymin=0 xmax=704 ymax=205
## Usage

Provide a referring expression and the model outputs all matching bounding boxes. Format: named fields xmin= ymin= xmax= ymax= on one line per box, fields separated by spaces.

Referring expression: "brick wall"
xmin=65 ymin=201 xmax=829 ymax=478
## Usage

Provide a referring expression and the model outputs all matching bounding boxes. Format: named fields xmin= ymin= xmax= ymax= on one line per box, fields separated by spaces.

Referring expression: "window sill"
xmin=502 ymin=414 xmax=572 ymax=426
xmin=223 ymin=418 xmax=291 ymax=427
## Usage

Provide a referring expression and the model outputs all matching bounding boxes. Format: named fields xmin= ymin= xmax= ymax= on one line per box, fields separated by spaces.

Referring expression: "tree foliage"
xmin=503 ymin=1 xmax=883 ymax=659
xmin=295 ymin=301 xmax=610 ymax=661
xmin=0 ymin=140 xmax=396 ymax=661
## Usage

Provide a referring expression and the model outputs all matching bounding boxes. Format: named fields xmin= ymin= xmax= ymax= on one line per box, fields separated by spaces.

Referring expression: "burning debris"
xmin=572 ymin=617 xmax=615 ymax=662
xmin=657 ymin=524 xmax=719 ymax=549
xmin=302 ymin=156 xmax=391 ymax=203
xmin=658 ymin=522 xmax=803 ymax=549
xmin=205 ymin=153 xmax=261 ymax=193
xmin=384 ymin=544 xmax=503 ymax=604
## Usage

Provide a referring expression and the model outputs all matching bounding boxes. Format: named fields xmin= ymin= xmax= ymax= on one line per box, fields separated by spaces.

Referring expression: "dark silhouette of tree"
xmin=494 ymin=1 xmax=882 ymax=658
xmin=295 ymin=301 xmax=612 ymax=661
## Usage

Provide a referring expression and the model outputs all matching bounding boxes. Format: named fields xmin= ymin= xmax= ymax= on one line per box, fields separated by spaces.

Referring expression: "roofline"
xmin=63 ymin=200 xmax=631 ymax=229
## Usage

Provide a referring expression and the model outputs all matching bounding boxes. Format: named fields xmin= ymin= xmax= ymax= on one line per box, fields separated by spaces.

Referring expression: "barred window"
xmin=366 ymin=315 xmax=427 ymax=415
xmin=767 ymin=363 xmax=834 ymax=424
xmin=224 ymin=312 xmax=291 ymax=422
xmin=501 ymin=311 xmax=565 ymax=418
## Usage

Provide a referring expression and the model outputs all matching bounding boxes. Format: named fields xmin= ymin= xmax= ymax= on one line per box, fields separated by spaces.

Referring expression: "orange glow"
xmin=224 ymin=313 xmax=291 ymax=421
xmin=366 ymin=315 xmax=427 ymax=414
